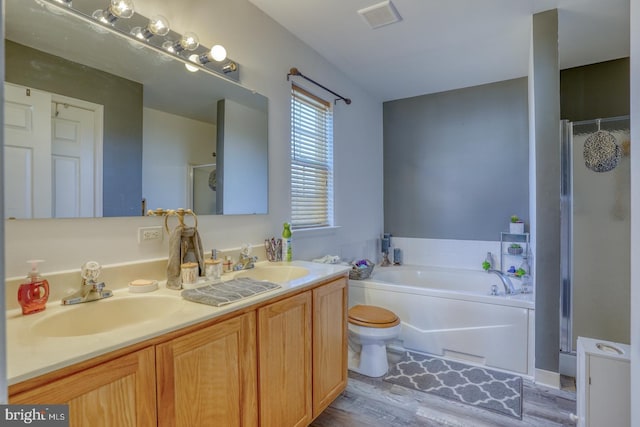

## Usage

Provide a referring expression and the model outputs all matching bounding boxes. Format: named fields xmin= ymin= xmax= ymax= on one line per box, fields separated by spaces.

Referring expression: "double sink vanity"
xmin=7 ymin=261 xmax=350 ymax=427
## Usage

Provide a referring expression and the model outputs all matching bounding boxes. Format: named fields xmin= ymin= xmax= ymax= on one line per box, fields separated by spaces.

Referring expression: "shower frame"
xmin=559 ymin=115 xmax=630 ymax=355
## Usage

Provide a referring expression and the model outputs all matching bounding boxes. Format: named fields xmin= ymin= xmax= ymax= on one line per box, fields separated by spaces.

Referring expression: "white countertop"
xmin=6 ymin=260 xmax=350 ymax=386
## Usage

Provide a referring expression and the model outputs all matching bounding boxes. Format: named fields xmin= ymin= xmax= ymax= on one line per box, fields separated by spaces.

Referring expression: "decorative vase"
xmin=509 ymin=222 xmax=524 ymax=234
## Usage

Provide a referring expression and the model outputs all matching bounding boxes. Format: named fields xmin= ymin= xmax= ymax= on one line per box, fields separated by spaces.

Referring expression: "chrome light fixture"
xmin=92 ymin=0 xmax=135 ymax=24
xmin=131 ymin=15 xmax=170 ymax=40
xmin=162 ymin=32 xmax=200 ymax=53
xmin=41 ymin=0 xmax=239 ymax=81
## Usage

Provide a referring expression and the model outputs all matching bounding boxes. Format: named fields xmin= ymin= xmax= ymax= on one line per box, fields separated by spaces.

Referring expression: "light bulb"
xmin=93 ymin=0 xmax=134 ymax=25
xmin=198 ymin=44 xmax=227 ymax=65
xmin=110 ymin=0 xmax=134 ymax=19
xmin=148 ymin=15 xmax=170 ymax=36
xmin=163 ymin=32 xmax=199 ymax=54
xmin=162 ymin=40 xmax=177 ymax=53
xmin=131 ymin=15 xmax=170 ymax=40
xmin=92 ymin=9 xmax=110 ymax=24
xmin=210 ymin=45 xmax=227 ymax=62
xmin=130 ymin=27 xmax=146 ymax=40
xmin=186 ymin=54 xmax=200 ymax=72
xmin=179 ymin=32 xmax=200 ymax=51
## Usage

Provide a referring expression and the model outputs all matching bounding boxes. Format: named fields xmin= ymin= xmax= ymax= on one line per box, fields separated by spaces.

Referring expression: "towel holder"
xmin=164 ymin=208 xmax=198 ymax=233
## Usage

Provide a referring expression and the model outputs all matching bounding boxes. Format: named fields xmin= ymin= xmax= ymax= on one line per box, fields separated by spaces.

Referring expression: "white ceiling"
xmin=249 ymin=0 xmax=630 ymax=101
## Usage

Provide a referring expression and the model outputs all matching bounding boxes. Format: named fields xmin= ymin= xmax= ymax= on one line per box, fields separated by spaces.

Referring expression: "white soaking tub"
xmin=348 ymin=265 xmax=535 ymax=376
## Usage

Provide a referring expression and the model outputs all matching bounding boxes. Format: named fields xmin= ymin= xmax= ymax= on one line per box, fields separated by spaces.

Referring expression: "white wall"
xmin=217 ymin=99 xmax=268 ymax=214
xmin=630 ymin=0 xmax=639 ymax=423
xmin=142 ymin=107 xmax=215 ymax=212
xmin=3 ymin=0 xmax=383 ymax=278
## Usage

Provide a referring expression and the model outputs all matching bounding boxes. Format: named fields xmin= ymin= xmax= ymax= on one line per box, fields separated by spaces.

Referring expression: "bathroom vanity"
xmin=7 ymin=262 xmax=349 ymax=427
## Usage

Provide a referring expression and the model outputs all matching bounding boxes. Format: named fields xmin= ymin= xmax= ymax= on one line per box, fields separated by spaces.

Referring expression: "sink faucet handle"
xmin=240 ymin=243 xmax=252 ymax=257
xmin=93 ymin=281 xmax=106 ymax=292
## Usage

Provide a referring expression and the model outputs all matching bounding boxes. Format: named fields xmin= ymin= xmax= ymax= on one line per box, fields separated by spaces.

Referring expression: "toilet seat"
xmin=348 ymin=305 xmax=400 ymax=328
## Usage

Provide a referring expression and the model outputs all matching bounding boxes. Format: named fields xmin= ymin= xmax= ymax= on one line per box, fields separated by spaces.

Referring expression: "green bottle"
xmin=282 ymin=222 xmax=292 ymax=262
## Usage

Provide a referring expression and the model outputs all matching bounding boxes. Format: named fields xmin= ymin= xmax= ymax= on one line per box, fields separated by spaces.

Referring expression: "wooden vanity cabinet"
xmin=258 ymin=276 xmax=348 ymax=427
xmin=155 ymin=312 xmax=257 ymax=427
xmin=312 ymin=278 xmax=348 ymax=417
xmin=258 ymin=291 xmax=313 ymax=427
xmin=9 ymin=275 xmax=348 ymax=427
xmin=10 ymin=347 xmax=157 ymax=427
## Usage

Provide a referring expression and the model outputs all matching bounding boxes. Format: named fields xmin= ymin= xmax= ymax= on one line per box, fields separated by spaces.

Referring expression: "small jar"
xmin=223 ymin=256 xmax=233 ymax=273
xmin=180 ymin=262 xmax=198 ymax=286
xmin=205 ymin=258 xmax=222 ymax=282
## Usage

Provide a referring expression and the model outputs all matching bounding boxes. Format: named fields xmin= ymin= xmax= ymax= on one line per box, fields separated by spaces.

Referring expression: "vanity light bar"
xmin=40 ymin=0 xmax=239 ymax=81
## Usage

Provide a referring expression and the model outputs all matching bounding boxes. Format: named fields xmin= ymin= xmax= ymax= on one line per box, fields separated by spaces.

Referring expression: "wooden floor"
xmin=311 ymin=371 xmax=577 ymax=427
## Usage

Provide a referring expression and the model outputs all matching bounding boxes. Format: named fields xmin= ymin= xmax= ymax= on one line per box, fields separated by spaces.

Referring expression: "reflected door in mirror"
xmin=4 ymin=83 xmax=51 ymax=219
xmin=4 ymin=83 xmax=103 ymax=219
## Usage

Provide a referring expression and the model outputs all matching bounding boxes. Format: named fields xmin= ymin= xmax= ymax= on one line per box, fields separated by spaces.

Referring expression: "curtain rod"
xmin=287 ymin=67 xmax=352 ymax=105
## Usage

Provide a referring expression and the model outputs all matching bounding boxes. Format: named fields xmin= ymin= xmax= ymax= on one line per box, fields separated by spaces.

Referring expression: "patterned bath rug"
xmin=384 ymin=351 xmax=523 ymax=419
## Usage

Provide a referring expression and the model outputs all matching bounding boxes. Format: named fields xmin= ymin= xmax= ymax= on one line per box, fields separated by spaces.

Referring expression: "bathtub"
xmin=348 ymin=265 xmax=535 ymax=376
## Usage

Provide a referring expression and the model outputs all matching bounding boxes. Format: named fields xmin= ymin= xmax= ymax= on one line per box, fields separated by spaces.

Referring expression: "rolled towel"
xmin=166 ymin=226 xmax=184 ymax=290
xmin=312 ymin=255 xmax=341 ymax=264
xmin=166 ymin=226 xmax=205 ymax=290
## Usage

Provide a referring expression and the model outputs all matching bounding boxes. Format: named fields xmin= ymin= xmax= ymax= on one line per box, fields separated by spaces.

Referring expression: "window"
xmin=290 ymin=84 xmax=334 ymax=229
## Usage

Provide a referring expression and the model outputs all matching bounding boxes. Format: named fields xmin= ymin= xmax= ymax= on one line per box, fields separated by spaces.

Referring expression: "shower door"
xmin=560 ymin=116 xmax=630 ymax=353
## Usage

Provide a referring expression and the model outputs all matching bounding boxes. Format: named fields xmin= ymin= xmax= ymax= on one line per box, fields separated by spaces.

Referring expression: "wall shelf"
xmin=500 ymin=232 xmax=530 ymax=274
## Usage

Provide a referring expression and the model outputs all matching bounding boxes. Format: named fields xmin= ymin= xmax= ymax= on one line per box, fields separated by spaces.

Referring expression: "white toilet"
xmin=347 ymin=304 xmax=401 ymax=377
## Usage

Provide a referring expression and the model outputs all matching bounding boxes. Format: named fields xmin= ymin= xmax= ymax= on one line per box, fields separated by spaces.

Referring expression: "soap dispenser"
xmin=17 ymin=260 xmax=50 ymax=315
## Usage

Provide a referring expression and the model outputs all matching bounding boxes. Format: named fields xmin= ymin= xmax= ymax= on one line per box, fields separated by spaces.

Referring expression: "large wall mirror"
xmin=4 ymin=0 xmax=268 ymax=219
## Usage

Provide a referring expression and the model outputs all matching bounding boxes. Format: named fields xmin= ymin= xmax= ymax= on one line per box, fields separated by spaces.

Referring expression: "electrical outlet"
xmin=138 ymin=226 xmax=163 ymax=243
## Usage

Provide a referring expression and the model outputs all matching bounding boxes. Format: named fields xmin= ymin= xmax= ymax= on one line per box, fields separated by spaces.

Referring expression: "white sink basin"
xmin=31 ymin=295 xmax=182 ymax=337
xmin=233 ymin=265 xmax=309 ymax=283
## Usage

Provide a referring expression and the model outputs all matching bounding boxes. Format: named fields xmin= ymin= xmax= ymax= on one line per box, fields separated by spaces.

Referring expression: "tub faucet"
xmin=487 ymin=269 xmax=517 ymax=295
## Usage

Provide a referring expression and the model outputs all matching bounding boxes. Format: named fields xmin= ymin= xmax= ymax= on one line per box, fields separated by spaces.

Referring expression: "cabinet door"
xmin=587 ymin=356 xmax=630 ymax=427
xmin=258 ymin=292 xmax=312 ymax=427
xmin=312 ymin=277 xmax=348 ymax=416
xmin=10 ymin=347 xmax=156 ymax=427
xmin=156 ymin=312 xmax=257 ymax=427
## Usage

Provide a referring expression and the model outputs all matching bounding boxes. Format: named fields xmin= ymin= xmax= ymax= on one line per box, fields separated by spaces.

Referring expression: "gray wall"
xmin=5 ymin=40 xmax=143 ymax=216
xmin=533 ymin=9 xmax=561 ymax=373
xmin=383 ymin=78 xmax=529 ymax=241
xmin=561 ymin=58 xmax=630 ymax=121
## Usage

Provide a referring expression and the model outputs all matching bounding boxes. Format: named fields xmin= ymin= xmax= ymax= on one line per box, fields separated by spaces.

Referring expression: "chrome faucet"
xmin=233 ymin=253 xmax=258 ymax=271
xmin=232 ymin=244 xmax=257 ymax=271
xmin=487 ymin=269 xmax=517 ymax=295
xmin=62 ymin=261 xmax=113 ymax=305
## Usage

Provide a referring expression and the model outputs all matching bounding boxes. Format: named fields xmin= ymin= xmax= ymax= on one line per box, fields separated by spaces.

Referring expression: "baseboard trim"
xmin=559 ymin=352 xmax=576 ymax=377
xmin=535 ymin=368 xmax=560 ymax=389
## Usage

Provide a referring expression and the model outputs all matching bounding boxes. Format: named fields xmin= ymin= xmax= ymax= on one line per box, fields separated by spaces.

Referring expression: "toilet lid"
xmin=348 ymin=305 xmax=400 ymax=328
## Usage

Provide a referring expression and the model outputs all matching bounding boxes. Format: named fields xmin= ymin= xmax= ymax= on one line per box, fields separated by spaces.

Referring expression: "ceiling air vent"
xmin=358 ymin=0 xmax=402 ymax=29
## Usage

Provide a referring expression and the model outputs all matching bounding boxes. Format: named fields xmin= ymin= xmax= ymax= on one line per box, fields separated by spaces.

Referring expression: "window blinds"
xmin=290 ymin=85 xmax=334 ymax=229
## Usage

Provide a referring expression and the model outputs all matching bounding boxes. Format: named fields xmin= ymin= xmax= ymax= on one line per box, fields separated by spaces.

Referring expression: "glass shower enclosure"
xmin=560 ymin=116 xmax=630 ymax=355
